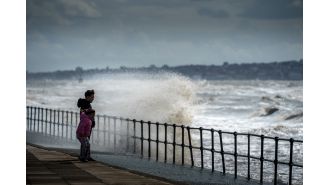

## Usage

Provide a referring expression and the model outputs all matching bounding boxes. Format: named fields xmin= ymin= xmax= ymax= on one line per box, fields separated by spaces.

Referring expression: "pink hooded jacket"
xmin=76 ymin=112 xmax=92 ymax=138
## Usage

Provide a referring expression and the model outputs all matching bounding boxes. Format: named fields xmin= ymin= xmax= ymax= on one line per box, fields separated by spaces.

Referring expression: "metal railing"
xmin=26 ymin=106 xmax=303 ymax=185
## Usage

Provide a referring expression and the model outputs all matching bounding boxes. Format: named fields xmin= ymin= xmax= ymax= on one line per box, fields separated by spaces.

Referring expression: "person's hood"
xmin=77 ymin=98 xmax=89 ymax=107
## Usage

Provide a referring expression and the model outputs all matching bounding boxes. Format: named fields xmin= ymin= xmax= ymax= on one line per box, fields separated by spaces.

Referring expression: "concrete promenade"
xmin=26 ymin=143 xmax=272 ymax=185
xmin=26 ymin=144 xmax=175 ymax=185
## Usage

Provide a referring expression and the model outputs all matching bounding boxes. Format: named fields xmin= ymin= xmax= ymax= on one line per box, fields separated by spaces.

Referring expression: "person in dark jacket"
xmin=76 ymin=109 xmax=95 ymax=162
xmin=77 ymin=90 xmax=96 ymax=161
xmin=77 ymin=90 xmax=95 ymax=128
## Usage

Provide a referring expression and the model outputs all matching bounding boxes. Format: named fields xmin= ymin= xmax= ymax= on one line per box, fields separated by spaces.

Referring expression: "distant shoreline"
xmin=27 ymin=60 xmax=303 ymax=81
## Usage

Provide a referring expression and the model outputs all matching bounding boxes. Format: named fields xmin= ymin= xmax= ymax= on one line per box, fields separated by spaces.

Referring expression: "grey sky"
xmin=27 ymin=0 xmax=303 ymax=72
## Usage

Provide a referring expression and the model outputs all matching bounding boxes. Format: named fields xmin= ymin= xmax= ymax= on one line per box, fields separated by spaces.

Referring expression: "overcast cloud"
xmin=27 ymin=0 xmax=303 ymax=72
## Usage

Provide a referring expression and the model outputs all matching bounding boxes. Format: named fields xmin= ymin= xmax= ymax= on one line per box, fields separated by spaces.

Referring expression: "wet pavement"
xmin=26 ymin=145 xmax=174 ymax=185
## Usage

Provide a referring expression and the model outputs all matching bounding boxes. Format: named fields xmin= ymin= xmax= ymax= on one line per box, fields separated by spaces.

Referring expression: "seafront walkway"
xmin=26 ymin=144 xmax=174 ymax=185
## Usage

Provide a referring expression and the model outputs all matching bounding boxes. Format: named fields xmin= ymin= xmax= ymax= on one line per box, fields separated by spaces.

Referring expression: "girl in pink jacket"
xmin=76 ymin=109 xmax=95 ymax=162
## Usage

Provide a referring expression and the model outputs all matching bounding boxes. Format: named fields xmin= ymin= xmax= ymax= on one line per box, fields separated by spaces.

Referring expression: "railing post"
xmin=187 ymin=126 xmax=194 ymax=167
xmin=28 ymin=107 xmax=32 ymax=131
xmin=173 ymin=124 xmax=176 ymax=164
xmin=133 ymin=119 xmax=136 ymax=154
xmin=120 ymin=118 xmax=123 ymax=147
xmin=37 ymin=107 xmax=40 ymax=132
xmin=164 ymin=123 xmax=168 ymax=163
xmin=211 ymin=129 xmax=215 ymax=172
xmin=29 ymin=107 xmax=32 ymax=131
xmin=32 ymin=106 xmax=34 ymax=131
xmin=126 ymin=118 xmax=129 ymax=152
xmin=75 ymin=112 xmax=78 ymax=137
xmin=274 ymin=137 xmax=279 ymax=185
xmin=200 ymin=127 xmax=204 ymax=169
xmin=289 ymin=138 xmax=294 ymax=185
xmin=260 ymin=135 xmax=264 ymax=184
xmin=102 ymin=116 xmax=105 ymax=147
xmin=57 ymin=109 xmax=60 ymax=136
xmin=44 ymin=108 xmax=48 ymax=135
xmin=41 ymin=108 xmax=44 ymax=133
xmin=156 ymin=122 xmax=159 ymax=161
xmin=49 ymin=109 xmax=52 ymax=136
xmin=26 ymin=106 xmax=29 ymax=130
xmin=61 ymin=110 xmax=64 ymax=138
xmin=33 ymin=107 xmax=37 ymax=132
xmin=219 ymin=130 xmax=226 ymax=174
xmin=28 ymin=106 xmax=31 ymax=131
xmin=104 ymin=116 xmax=107 ymax=147
xmin=96 ymin=115 xmax=100 ymax=144
xmin=32 ymin=107 xmax=37 ymax=132
xmin=26 ymin=106 xmax=29 ymax=131
xmin=114 ymin=118 xmax=117 ymax=151
xmin=108 ymin=116 xmax=111 ymax=148
xmin=140 ymin=120 xmax=144 ymax=158
xmin=248 ymin=134 xmax=251 ymax=180
xmin=234 ymin=132 xmax=237 ymax=178
xmin=66 ymin=111 xmax=69 ymax=140
xmin=54 ymin=109 xmax=56 ymax=136
xmin=49 ymin=109 xmax=54 ymax=136
xmin=30 ymin=106 xmax=33 ymax=131
xmin=45 ymin=108 xmax=48 ymax=135
xmin=181 ymin=125 xmax=184 ymax=166
xmin=40 ymin=107 xmax=43 ymax=132
xmin=148 ymin=121 xmax=151 ymax=159
xmin=53 ymin=109 xmax=56 ymax=136
xmin=70 ymin=111 xmax=73 ymax=140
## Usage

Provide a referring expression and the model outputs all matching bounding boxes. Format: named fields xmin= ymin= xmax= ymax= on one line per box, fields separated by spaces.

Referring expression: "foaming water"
xmin=192 ymin=80 xmax=303 ymax=139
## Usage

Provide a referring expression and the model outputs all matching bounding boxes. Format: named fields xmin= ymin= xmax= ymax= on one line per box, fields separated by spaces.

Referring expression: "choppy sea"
xmin=26 ymin=72 xmax=303 ymax=184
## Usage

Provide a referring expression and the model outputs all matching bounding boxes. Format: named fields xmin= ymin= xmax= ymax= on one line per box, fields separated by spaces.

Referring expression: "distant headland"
xmin=27 ymin=59 xmax=303 ymax=81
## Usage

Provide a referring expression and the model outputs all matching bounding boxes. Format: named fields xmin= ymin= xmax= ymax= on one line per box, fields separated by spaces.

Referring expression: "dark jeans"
xmin=77 ymin=137 xmax=90 ymax=161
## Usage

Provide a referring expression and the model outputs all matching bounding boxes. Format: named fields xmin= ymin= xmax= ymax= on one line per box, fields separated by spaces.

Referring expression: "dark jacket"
xmin=77 ymin=98 xmax=92 ymax=110
xmin=77 ymin=98 xmax=95 ymax=128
